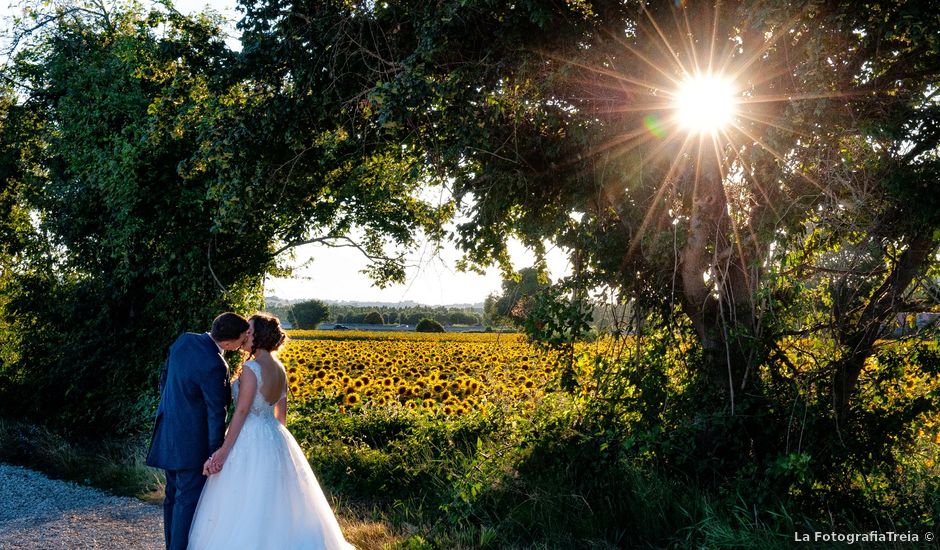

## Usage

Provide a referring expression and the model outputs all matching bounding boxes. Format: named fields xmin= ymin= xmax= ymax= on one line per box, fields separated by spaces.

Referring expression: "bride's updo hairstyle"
xmin=249 ymin=313 xmax=287 ymax=355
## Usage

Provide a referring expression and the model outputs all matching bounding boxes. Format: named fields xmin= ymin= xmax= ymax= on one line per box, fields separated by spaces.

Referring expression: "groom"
xmin=146 ymin=312 xmax=251 ymax=550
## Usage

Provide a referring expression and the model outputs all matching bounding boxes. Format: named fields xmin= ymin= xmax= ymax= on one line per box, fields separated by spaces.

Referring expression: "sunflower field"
xmin=279 ymin=330 xmax=566 ymax=416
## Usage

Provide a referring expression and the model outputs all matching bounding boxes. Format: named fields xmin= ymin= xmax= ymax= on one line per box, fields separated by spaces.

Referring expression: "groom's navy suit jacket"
xmin=146 ymin=332 xmax=232 ymax=471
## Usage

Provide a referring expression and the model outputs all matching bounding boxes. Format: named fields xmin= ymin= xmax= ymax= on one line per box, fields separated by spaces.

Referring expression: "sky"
xmin=266 ymin=235 xmax=572 ymax=306
xmin=0 ymin=0 xmax=573 ymax=306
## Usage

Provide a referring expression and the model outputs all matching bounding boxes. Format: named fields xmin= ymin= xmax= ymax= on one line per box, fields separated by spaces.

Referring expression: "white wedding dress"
xmin=188 ymin=360 xmax=354 ymax=550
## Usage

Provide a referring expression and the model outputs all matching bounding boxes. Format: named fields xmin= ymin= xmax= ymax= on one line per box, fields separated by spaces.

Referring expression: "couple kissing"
xmin=146 ymin=312 xmax=353 ymax=550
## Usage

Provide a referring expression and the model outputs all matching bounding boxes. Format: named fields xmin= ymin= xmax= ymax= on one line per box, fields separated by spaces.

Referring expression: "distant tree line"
xmin=334 ymin=304 xmax=482 ymax=326
xmin=265 ymin=300 xmax=484 ymax=328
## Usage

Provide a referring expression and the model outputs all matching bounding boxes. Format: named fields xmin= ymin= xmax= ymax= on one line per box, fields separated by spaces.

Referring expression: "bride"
xmin=187 ymin=313 xmax=354 ymax=550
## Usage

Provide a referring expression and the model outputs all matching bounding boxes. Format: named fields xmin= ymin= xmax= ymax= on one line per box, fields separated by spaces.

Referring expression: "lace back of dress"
xmin=243 ymin=360 xmax=277 ymax=417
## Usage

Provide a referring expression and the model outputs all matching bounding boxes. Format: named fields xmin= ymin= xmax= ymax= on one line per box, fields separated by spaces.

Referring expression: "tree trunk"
xmin=679 ymin=144 xmax=757 ymax=409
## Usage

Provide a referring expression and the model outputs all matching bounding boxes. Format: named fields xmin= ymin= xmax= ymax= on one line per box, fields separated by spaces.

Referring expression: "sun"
xmin=673 ymin=74 xmax=737 ymax=135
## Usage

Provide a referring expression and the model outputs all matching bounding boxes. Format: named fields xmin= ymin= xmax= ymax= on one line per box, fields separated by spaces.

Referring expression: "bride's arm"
xmin=209 ymin=367 xmax=257 ymax=472
xmin=274 ymin=394 xmax=287 ymax=426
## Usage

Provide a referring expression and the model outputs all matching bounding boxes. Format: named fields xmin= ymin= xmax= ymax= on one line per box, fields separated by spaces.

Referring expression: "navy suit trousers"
xmin=163 ymin=468 xmax=206 ymax=550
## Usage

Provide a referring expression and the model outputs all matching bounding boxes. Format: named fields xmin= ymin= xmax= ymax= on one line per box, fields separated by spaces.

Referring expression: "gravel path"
xmin=0 ymin=463 xmax=163 ymax=549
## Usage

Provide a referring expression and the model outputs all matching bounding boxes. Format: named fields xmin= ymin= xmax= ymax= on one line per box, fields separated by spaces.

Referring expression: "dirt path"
xmin=0 ymin=463 xmax=163 ymax=549
xmin=0 ymin=462 xmax=401 ymax=549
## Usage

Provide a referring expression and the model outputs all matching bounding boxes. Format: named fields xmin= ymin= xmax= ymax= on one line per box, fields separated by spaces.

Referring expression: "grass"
xmin=334 ymin=499 xmax=408 ymax=549
xmin=0 ymin=417 xmax=162 ymax=499
xmin=2 ymin=416 xmax=932 ymax=549
xmin=5 ymin=332 xmax=937 ymax=549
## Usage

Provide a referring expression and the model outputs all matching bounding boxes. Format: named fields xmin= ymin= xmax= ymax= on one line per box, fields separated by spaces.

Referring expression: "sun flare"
xmin=674 ymin=74 xmax=737 ymax=134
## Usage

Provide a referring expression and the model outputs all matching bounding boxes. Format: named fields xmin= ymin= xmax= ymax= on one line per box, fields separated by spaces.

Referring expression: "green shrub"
xmin=415 ymin=318 xmax=444 ymax=333
xmin=363 ymin=311 xmax=385 ymax=324
xmin=286 ymin=299 xmax=330 ymax=329
xmin=0 ymin=417 xmax=162 ymax=499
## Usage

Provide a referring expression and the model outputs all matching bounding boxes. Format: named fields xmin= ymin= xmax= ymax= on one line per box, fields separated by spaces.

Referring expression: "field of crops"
xmin=280 ymin=330 xmax=565 ymax=415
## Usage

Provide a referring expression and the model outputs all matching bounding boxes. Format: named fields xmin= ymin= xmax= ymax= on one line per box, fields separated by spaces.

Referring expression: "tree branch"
xmin=207 ymin=239 xmax=228 ymax=296
xmin=273 ymin=234 xmax=402 ymax=264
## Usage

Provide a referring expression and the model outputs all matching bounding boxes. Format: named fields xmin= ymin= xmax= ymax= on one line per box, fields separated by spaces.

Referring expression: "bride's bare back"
xmin=254 ymin=353 xmax=287 ymax=405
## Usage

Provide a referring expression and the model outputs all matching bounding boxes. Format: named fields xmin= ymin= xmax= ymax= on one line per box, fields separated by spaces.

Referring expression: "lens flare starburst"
xmin=673 ymin=74 xmax=737 ymax=134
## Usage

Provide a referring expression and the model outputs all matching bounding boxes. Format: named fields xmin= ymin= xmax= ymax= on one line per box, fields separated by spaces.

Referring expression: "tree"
xmin=238 ymin=0 xmax=940 ymax=492
xmin=287 ymin=299 xmax=330 ymax=329
xmin=416 ymin=318 xmax=444 ymax=333
xmin=484 ymin=267 xmax=549 ymax=326
xmin=0 ymin=0 xmax=448 ymax=433
xmin=447 ymin=310 xmax=481 ymax=326
xmin=0 ymin=5 xmax=261 ymax=432
xmin=322 ymin=0 xmax=939 ymax=414
xmin=363 ymin=311 xmax=385 ymax=324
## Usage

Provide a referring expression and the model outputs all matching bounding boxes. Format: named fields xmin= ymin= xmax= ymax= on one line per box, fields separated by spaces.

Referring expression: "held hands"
xmin=202 ymin=448 xmax=229 ymax=476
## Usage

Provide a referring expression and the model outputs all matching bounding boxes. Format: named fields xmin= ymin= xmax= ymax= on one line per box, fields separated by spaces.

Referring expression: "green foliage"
xmin=521 ymin=285 xmax=594 ymax=348
xmin=0 ymin=1 xmax=938 ymax=545
xmin=363 ymin=311 xmax=385 ymax=325
xmin=415 ymin=318 xmax=444 ymax=333
xmin=286 ymin=0 xmax=940 ymax=420
xmin=390 ymin=535 xmax=433 ymax=550
xmin=0 ymin=7 xmax=262 ymax=433
xmin=445 ymin=310 xmax=481 ymax=326
xmin=518 ymin=283 xmax=594 ymax=391
xmin=0 ymin=417 xmax=161 ymax=499
xmin=332 ymin=304 xmax=482 ymax=326
xmin=286 ymin=299 xmax=330 ymax=329
xmin=282 ymin=361 xmax=933 ymax=548
xmin=0 ymin=1 xmax=448 ymax=435
xmin=483 ymin=267 xmax=548 ymax=327
xmin=235 ymin=3 xmax=940 ymax=533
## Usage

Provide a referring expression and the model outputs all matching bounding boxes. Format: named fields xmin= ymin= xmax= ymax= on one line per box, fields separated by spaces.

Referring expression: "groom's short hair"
xmin=210 ymin=312 xmax=250 ymax=341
